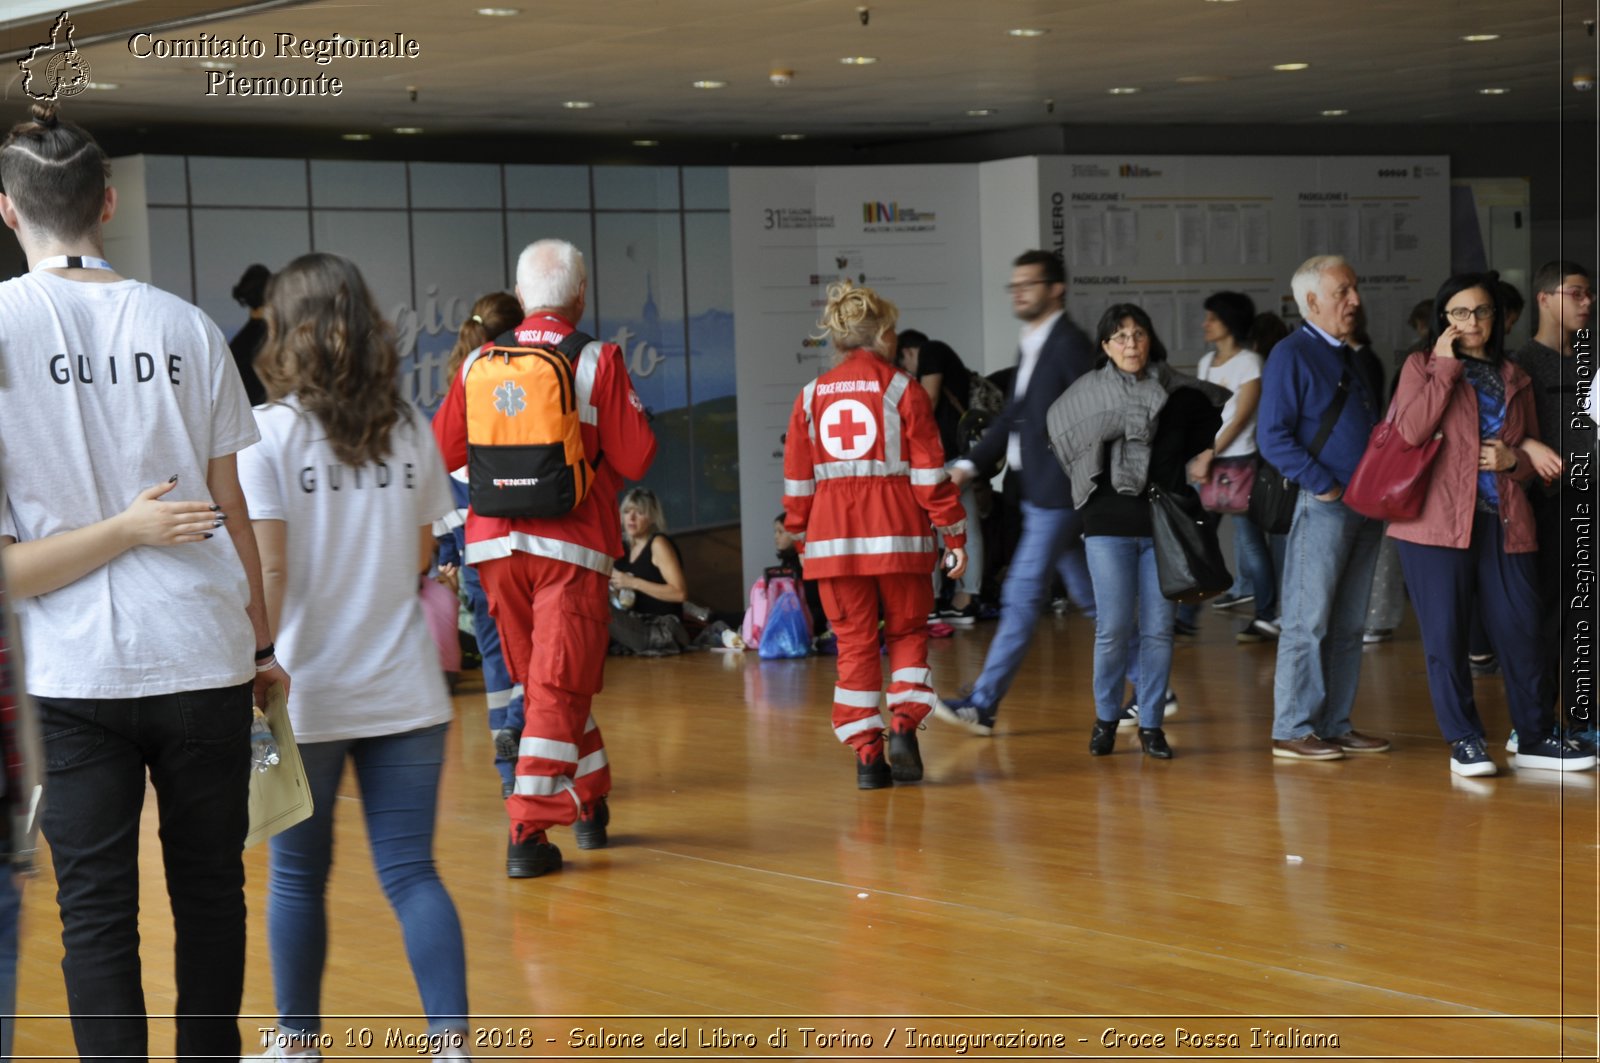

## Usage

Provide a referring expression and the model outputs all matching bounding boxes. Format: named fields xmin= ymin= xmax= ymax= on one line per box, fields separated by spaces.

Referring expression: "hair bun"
xmin=29 ymin=102 xmax=60 ymax=128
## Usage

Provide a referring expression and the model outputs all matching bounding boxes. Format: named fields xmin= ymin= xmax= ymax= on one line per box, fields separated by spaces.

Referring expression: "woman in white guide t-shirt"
xmin=1189 ymin=291 xmax=1280 ymax=643
xmin=237 ymin=253 xmax=469 ymax=1061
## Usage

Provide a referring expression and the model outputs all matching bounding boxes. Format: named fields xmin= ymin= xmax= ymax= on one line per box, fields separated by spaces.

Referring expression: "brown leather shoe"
xmin=1328 ymin=730 xmax=1391 ymax=754
xmin=1272 ymin=736 xmax=1345 ymax=760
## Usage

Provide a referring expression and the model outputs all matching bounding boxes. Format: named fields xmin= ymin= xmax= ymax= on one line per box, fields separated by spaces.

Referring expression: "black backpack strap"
xmin=554 ymin=330 xmax=595 ymax=361
xmin=1307 ymin=369 xmax=1352 ymax=461
xmin=489 ymin=328 xmax=520 ymax=350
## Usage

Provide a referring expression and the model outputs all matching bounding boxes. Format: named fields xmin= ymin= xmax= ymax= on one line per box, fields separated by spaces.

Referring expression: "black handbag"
xmin=1247 ymin=368 xmax=1353 ymax=535
xmin=1149 ymin=484 xmax=1233 ymax=603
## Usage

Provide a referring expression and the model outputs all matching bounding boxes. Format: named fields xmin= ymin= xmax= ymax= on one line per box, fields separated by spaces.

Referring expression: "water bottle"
xmin=250 ymin=710 xmax=279 ymax=773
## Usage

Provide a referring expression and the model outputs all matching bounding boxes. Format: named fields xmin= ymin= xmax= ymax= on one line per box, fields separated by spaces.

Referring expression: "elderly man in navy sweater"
xmin=1257 ymin=256 xmax=1391 ymax=760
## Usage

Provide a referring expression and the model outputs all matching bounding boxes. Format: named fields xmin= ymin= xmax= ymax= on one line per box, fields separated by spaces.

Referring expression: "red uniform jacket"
xmin=783 ymin=348 xmax=967 ymax=579
xmin=1385 ymin=351 xmax=1539 ymax=553
xmin=432 ymin=312 xmax=657 ymax=574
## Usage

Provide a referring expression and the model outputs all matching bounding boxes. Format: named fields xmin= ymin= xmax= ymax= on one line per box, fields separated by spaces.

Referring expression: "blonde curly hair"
xmin=814 ymin=279 xmax=898 ymax=361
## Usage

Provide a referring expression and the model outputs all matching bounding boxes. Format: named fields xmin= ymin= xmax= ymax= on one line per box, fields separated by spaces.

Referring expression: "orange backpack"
xmin=462 ymin=329 xmax=597 ymax=518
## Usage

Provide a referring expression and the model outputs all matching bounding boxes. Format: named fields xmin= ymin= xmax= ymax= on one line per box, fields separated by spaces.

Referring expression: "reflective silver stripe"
xmin=512 ymin=684 xmax=525 ymax=701
xmin=449 ymin=466 xmax=468 ymax=483
xmin=573 ymin=342 xmax=604 ymax=425
xmin=574 ymin=749 xmax=609 ymax=777
xmin=583 ymin=713 xmax=598 ymax=734
xmin=909 ymin=467 xmax=948 ymax=486
xmin=464 ymin=533 xmax=616 ymax=574
xmin=792 ymin=531 xmax=806 ymax=543
xmin=938 ymin=520 xmax=968 ymax=538
xmin=486 ymin=688 xmax=514 ymax=711
xmin=883 ymin=372 xmax=908 ymax=462
xmin=512 ymin=774 xmax=577 ymax=798
xmin=833 ymin=687 xmax=883 ymax=709
xmin=834 ymin=715 xmax=886 ymax=743
xmin=887 ymin=689 xmax=939 ymax=708
xmin=436 ymin=507 xmax=467 ymax=532
xmin=784 ymin=478 xmax=816 ymax=496
xmin=804 ymin=535 xmax=936 ymax=559
xmin=890 ymin=667 xmax=932 ymax=687
xmin=814 ymin=459 xmax=910 ymax=480
xmin=519 ymin=736 xmax=579 ymax=763
xmin=801 ymin=379 xmax=819 ymax=446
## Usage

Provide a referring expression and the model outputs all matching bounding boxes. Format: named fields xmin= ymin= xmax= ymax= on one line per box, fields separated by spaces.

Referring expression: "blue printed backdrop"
xmin=139 ymin=157 xmax=737 ymax=529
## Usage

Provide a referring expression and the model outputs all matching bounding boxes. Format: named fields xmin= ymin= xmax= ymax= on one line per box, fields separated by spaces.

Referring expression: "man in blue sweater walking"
xmin=1257 ymin=256 xmax=1392 ymax=760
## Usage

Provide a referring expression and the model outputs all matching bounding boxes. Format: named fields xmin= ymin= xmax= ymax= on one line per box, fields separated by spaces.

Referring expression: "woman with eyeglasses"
xmin=1384 ymin=272 xmax=1592 ymax=778
xmin=1047 ymin=304 xmax=1224 ymax=759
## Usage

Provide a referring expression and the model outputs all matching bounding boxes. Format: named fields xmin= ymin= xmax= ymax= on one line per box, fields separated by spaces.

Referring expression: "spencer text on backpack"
xmin=463 ymin=329 xmax=598 ymax=518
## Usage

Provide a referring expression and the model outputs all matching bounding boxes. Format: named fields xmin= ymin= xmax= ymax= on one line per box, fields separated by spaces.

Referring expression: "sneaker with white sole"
xmin=937 ymin=601 xmax=979 ymax=627
xmin=1514 ymin=733 xmax=1597 ymax=772
xmin=251 ymin=1039 xmax=323 ymax=1061
xmin=1211 ymin=593 xmax=1254 ymax=611
xmin=934 ymin=695 xmax=995 ymax=736
xmin=1363 ymin=628 xmax=1394 ymax=644
xmin=1449 ymin=736 xmax=1497 ymax=777
xmin=1236 ymin=618 xmax=1280 ymax=643
xmin=1505 ymin=730 xmax=1518 ymax=754
xmin=1116 ymin=689 xmax=1178 ymax=730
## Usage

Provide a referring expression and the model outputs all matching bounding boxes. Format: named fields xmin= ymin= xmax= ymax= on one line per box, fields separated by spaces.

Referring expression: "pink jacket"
xmin=1384 ymin=351 xmax=1539 ymax=552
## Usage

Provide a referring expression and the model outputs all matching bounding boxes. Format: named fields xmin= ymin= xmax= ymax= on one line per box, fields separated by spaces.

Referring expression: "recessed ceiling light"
xmin=393 ymin=126 xmax=424 ymax=134
xmin=1273 ymin=62 xmax=1310 ymax=71
xmin=965 ymin=108 xmax=997 ymax=116
xmin=1479 ymin=86 xmax=1510 ymax=94
xmin=85 ymin=81 xmax=118 ymax=90
xmin=839 ymin=56 xmax=878 ymax=65
xmin=778 ymin=133 xmax=806 ymax=140
xmin=1461 ymin=33 xmax=1500 ymax=42
xmin=1176 ymin=74 xmax=1229 ymax=83
xmin=475 ymin=7 xmax=520 ymax=15
xmin=1320 ymin=109 xmax=1349 ymax=116
xmin=340 ymin=133 xmax=372 ymax=141
xmin=632 ymin=139 xmax=659 ymax=147
xmin=1007 ymin=28 xmax=1048 ymax=37
xmin=197 ymin=60 xmax=233 ymax=71
xmin=1107 ymin=86 xmax=1141 ymax=95
xmin=562 ymin=100 xmax=594 ymax=109
xmin=691 ymin=79 xmax=726 ymax=89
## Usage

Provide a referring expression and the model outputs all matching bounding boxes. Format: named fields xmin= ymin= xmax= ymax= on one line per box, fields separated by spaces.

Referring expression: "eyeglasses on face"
xmin=1547 ymin=285 xmax=1596 ymax=303
xmin=1107 ymin=330 xmax=1149 ymax=347
xmin=1005 ymin=280 xmax=1047 ymax=293
xmin=1444 ymin=305 xmax=1495 ymax=322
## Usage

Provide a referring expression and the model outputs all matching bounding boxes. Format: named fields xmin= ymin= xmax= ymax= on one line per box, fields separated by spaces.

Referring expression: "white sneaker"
xmin=250 ymin=1043 xmax=322 ymax=1062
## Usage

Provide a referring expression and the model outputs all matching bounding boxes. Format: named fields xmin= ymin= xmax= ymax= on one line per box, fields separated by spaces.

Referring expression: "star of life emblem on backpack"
xmin=493 ymin=380 xmax=527 ymax=417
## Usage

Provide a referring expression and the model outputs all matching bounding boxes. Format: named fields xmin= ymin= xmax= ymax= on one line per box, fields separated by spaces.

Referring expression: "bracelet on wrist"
xmin=254 ymin=643 xmax=276 ymax=662
xmin=255 ymin=655 xmax=278 ymax=673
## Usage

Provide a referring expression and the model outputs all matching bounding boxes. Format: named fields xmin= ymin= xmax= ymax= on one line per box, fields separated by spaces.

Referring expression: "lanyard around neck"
xmin=34 ymin=255 xmax=114 ymax=272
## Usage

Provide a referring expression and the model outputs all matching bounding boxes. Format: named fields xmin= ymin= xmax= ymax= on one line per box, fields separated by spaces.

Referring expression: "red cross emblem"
xmin=818 ymin=398 xmax=877 ymax=459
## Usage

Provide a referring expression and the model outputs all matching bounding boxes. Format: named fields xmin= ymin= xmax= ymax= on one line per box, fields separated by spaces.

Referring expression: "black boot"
xmin=507 ymin=827 xmax=563 ymax=878
xmin=574 ymin=795 xmax=610 ymax=850
xmin=856 ymin=743 xmax=893 ymax=789
xmin=887 ymin=717 xmax=924 ymax=783
xmin=1139 ymin=727 xmax=1173 ymax=759
xmin=1090 ymin=718 xmax=1117 ymax=756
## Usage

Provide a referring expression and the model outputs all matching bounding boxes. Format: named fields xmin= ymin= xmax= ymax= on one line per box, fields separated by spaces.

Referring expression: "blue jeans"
xmin=36 ymin=683 xmax=253 ymax=1063
xmin=268 ymin=723 xmax=467 ymax=1039
xmin=1271 ymin=492 xmax=1383 ymax=741
xmin=464 ymin=564 xmax=520 ymax=788
xmin=1086 ymin=537 xmax=1175 ymax=727
xmin=1232 ymin=514 xmax=1278 ymax=621
xmin=0 ymin=870 xmax=19 ymax=1061
xmin=968 ymin=500 xmax=1095 ymax=708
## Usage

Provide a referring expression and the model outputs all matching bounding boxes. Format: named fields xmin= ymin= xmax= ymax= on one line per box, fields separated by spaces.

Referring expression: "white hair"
xmin=1290 ymin=255 xmax=1349 ymax=317
xmin=516 ymin=239 xmax=586 ymax=313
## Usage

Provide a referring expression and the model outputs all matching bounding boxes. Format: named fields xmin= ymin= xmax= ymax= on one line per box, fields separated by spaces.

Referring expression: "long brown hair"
xmin=0 ymin=103 xmax=110 ymax=240
xmin=446 ymin=291 xmax=522 ymax=379
xmin=256 ymin=252 xmax=408 ymax=466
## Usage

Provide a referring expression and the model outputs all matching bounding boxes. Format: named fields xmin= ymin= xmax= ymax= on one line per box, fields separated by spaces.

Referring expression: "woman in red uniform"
xmin=783 ymin=281 xmax=968 ymax=788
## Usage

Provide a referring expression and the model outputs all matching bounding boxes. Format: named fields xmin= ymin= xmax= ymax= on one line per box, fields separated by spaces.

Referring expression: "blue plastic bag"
xmin=758 ymin=583 xmax=812 ymax=659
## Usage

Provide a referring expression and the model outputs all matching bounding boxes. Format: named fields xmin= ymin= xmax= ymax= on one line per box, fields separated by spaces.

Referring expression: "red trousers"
xmin=479 ymin=552 xmax=611 ymax=834
xmin=817 ymin=572 xmax=936 ymax=752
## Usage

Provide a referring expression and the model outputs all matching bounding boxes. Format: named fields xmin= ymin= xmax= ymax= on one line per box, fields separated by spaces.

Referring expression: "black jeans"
xmin=37 ymin=682 xmax=252 ymax=1063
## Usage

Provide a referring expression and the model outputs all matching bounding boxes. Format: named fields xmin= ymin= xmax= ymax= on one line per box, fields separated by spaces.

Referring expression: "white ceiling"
xmin=1 ymin=0 xmax=1594 ymax=146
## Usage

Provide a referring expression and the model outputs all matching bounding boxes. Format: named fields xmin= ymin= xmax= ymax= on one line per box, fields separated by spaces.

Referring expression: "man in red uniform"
xmin=783 ymin=281 xmax=968 ymax=787
xmin=433 ymin=239 xmax=656 ymax=877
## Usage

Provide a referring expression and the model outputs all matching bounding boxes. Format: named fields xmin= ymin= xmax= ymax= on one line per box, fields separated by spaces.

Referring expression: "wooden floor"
xmin=12 ymin=612 xmax=1600 ymax=1060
